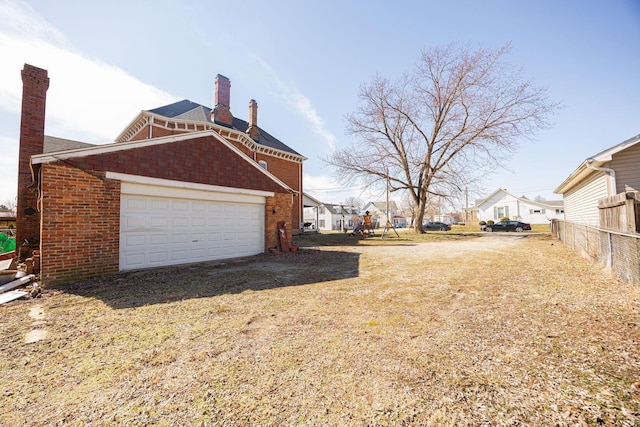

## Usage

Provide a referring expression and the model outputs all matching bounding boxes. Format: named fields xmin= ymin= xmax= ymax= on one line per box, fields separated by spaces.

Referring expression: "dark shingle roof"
xmin=43 ymin=136 xmax=96 ymax=153
xmin=148 ymin=100 xmax=203 ymax=118
xmin=322 ymin=204 xmax=359 ymax=215
xmin=147 ymin=100 xmax=300 ymax=156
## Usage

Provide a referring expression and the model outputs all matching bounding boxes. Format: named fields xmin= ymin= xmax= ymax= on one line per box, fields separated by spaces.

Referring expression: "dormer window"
xmin=258 ymin=160 xmax=267 ymax=170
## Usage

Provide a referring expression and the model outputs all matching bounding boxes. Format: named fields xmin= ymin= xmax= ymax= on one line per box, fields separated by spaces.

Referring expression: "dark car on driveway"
xmin=484 ymin=220 xmax=531 ymax=232
xmin=423 ymin=221 xmax=451 ymax=231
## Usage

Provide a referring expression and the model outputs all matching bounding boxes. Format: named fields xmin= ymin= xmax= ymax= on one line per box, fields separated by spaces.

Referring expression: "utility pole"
xmin=465 ymin=187 xmax=469 ymax=222
xmin=386 ymin=169 xmax=390 ymax=227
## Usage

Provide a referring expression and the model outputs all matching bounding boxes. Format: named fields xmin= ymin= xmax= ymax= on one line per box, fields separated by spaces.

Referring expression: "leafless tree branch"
xmin=326 ymin=42 xmax=560 ymax=233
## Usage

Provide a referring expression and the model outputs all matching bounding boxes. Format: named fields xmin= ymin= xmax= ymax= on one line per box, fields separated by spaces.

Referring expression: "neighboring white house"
xmin=302 ymin=192 xmax=323 ymax=230
xmin=554 ymin=133 xmax=640 ymax=227
xmin=475 ymin=189 xmax=564 ymax=224
xmin=313 ymin=203 xmax=360 ymax=231
xmin=433 ymin=214 xmax=456 ymax=225
xmin=362 ymin=201 xmax=398 ymax=228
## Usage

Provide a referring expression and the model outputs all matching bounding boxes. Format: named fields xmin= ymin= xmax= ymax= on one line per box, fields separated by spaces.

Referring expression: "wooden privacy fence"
xmin=598 ymin=191 xmax=640 ymax=234
xmin=551 ymin=220 xmax=640 ymax=285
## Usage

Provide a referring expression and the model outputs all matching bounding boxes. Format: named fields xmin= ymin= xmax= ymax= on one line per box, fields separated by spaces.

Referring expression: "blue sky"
xmin=1 ymin=0 xmax=639 ymax=210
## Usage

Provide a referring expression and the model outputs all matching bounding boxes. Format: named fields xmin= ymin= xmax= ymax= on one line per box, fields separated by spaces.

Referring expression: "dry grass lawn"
xmin=1 ymin=232 xmax=639 ymax=426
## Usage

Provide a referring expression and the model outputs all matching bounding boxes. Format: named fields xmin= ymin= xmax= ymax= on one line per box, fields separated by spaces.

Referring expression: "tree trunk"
xmin=413 ymin=199 xmax=426 ymax=233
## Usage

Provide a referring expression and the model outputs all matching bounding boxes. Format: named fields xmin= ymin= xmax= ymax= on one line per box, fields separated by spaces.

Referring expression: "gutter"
xmin=585 ymin=158 xmax=616 ymax=197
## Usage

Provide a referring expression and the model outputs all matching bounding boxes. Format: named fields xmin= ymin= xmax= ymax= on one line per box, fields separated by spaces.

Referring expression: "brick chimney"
xmin=212 ymin=74 xmax=233 ymax=127
xmin=17 ymin=64 xmax=49 ymax=259
xmin=246 ymin=99 xmax=260 ymax=141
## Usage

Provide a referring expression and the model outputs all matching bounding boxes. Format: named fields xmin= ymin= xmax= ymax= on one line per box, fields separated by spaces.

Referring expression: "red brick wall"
xmin=265 ymin=193 xmax=294 ymax=251
xmin=72 ymin=135 xmax=287 ymax=193
xmin=40 ymin=165 xmax=120 ymax=285
xmin=256 ymin=154 xmax=302 ymax=228
xmin=17 ymin=64 xmax=49 ymax=259
xmin=40 ymin=134 xmax=294 ymax=285
xmin=126 ymin=124 xmax=302 ymax=228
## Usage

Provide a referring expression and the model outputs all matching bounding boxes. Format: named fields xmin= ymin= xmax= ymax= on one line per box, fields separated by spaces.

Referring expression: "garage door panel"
xmin=124 ymin=197 xmax=147 ymax=210
xmin=123 ymin=234 xmax=146 ymax=247
xmin=121 ymin=194 xmax=265 ymax=270
xmin=171 ymin=233 xmax=189 ymax=244
xmin=124 ymin=215 xmax=147 ymax=229
xmin=192 ymin=216 xmax=207 ymax=227
xmin=172 ymin=217 xmax=189 ymax=227
xmin=170 ymin=248 xmax=189 ymax=260
xmin=150 ymin=234 xmax=168 ymax=245
xmin=149 ymin=251 xmax=169 ymax=263
xmin=150 ymin=216 xmax=169 ymax=228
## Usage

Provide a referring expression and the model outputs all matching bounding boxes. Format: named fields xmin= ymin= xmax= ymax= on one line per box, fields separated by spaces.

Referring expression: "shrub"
xmin=500 ymin=216 xmax=509 ymax=222
xmin=479 ymin=221 xmax=486 ymax=226
xmin=487 ymin=220 xmax=494 ymax=225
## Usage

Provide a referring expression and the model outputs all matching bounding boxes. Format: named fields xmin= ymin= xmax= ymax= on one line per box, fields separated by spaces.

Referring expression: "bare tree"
xmin=343 ymin=196 xmax=363 ymax=211
xmin=327 ymin=42 xmax=559 ymax=233
xmin=1 ymin=197 xmax=17 ymax=215
xmin=534 ymin=195 xmax=546 ymax=202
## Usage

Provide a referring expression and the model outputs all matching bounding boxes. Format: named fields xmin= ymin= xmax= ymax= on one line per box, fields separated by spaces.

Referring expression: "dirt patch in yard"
xmin=1 ymin=233 xmax=639 ymax=426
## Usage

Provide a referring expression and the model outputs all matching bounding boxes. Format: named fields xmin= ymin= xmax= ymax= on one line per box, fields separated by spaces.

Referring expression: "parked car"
xmin=484 ymin=220 xmax=531 ymax=232
xmin=423 ymin=221 xmax=451 ymax=231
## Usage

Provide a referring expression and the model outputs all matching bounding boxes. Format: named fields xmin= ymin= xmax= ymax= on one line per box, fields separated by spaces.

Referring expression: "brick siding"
xmin=40 ymin=134 xmax=293 ymax=285
xmin=256 ymin=154 xmax=302 ymax=227
xmin=17 ymin=65 xmax=49 ymax=258
xmin=40 ymin=165 xmax=120 ymax=284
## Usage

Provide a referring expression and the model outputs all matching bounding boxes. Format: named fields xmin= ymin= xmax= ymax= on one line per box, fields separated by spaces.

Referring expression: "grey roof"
xmin=174 ymin=105 xmax=211 ymax=122
xmin=148 ymin=99 xmax=301 ymax=156
xmin=322 ymin=203 xmax=359 ymax=215
xmin=43 ymin=136 xmax=96 ymax=153
xmin=367 ymin=201 xmax=399 ymax=212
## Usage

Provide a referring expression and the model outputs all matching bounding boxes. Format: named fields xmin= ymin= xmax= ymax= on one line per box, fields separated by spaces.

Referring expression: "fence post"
xmin=607 ymin=231 xmax=613 ymax=268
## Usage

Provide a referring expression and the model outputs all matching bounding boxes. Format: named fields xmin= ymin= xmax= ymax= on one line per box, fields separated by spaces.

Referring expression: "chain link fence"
xmin=551 ymin=220 xmax=640 ymax=285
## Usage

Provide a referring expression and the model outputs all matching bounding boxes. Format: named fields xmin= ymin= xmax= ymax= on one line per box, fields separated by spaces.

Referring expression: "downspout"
xmin=585 ymin=158 xmax=616 ymax=197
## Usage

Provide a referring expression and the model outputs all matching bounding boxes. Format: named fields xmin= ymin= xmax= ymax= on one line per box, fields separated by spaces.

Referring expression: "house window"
xmin=529 ymin=209 xmax=546 ymax=214
xmin=258 ymin=160 xmax=267 ymax=170
xmin=494 ymin=206 xmax=509 ymax=219
xmin=555 ymin=209 xmax=564 ymax=214
xmin=319 ymin=220 xmax=325 ymax=228
xmin=318 ymin=206 xmax=325 ymax=215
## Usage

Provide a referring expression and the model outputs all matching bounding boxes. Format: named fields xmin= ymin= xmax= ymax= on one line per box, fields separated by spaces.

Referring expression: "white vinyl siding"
xmin=563 ymin=171 xmax=608 ymax=226
xmin=609 ymin=142 xmax=640 ymax=193
xmin=477 ymin=189 xmax=564 ymax=224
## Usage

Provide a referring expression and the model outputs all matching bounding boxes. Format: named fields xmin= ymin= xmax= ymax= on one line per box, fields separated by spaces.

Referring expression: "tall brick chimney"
xmin=16 ymin=64 xmax=49 ymax=259
xmin=212 ymin=74 xmax=233 ymax=127
xmin=246 ymin=99 xmax=260 ymax=141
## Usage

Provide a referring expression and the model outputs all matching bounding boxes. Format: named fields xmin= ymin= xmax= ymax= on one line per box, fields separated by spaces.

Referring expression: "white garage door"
xmin=116 ymin=176 xmax=271 ymax=271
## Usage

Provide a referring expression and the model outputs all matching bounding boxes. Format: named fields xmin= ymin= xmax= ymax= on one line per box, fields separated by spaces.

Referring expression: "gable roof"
xmin=364 ymin=201 xmax=398 ymax=213
xmin=32 ymin=130 xmax=295 ymax=194
xmin=147 ymin=99 xmax=301 ymax=156
xmin=476 ymin=188 xmax=563 ymax=209
xmin=303 ymin=192 xmax=323 ymax=207
xmin=555 ymin=133 xmax=640 ymax=194
xmin=321 ymin=203 xmax=359 ymax=215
